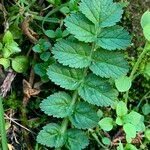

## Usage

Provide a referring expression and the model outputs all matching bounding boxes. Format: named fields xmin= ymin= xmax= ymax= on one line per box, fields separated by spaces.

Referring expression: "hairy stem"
xmin=0 ymin=96 xmax=8 ymax=150
xmin=125 ymin=42 xmax=150 ymax=104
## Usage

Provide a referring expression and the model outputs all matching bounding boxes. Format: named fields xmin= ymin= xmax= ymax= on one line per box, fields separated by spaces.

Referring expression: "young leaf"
xmin=40 ymin=52 xmax=51 ymax=61
xmin=90 ymin=49 xmax=129 ymax=78
xmin=3 ymin=30 xmax=13 ymax=44
xmin=69 ymin=102 xmax=99 ymax=129
xmin=116 ymin=117 xmax=123 ymax=126
xmin=12 ymin=56 xmax=28 ymax=73
xmin=116 ymin=101 xmax=128 ymax=117
xmin=52 ymin=39 xmax=91 ymax=68
xmin=97 ymin=26 xmax=131 ymax=50
xmin=66 ymin=129 xmax=89 ymax=150
xmin=47 ymin=63 xmax=84 ymax=90
xmin=45 ymin=30 xmax=56 ymax=38
xmin=102 ymin=137 xmax=111 ymax=145
xmin=115 ymin=76 xmax=132 ymax=92
xmin=123 ymin=123 xmax=136 ymax=138
xmin=37 ymin=123 xmax=66 ymax=148
xmin=98 ymin=117 xmax=113 ymax=131
xmin=78 ymin=74 xmax=118 ymax=106
xmin=40 ymin=92 xmax=73 ymax=118
xmin=141 ymin=10 xmax=150 ymax=28
xmin=79 ymin=0 xmax=123 ymax=27
xmin=142 ymin=103 xmax=150 ymax=115
xmin=64 ymin=13 xmax=96 ymax=42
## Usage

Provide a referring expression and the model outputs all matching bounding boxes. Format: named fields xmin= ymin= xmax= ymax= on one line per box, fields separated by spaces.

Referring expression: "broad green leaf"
xmin=0 ymin=58 xmax=10 ymax=69
xmin=145 ymin=129 xmax=150 ymax=141
xmin=52 ymin=39 xmax=91 ymax=68
xmin=142 ymin=103 xmax=150 ymax=115
xmin=144 ymin=62 xmax=150 ymax=76
xmin=116 ymin=101 xmax=128 ymax=117
xmin=125 ymin=144 xmax=138 ymax=150
xmin=98 ymin=117 xmax=113 ymax=131
xmin=143 ymin=25 xmax=150 ymax=41
xmin=123 ymin=123 xmax=136 ymax=138
xmin=64 ymin=13 xmax=96 ymax=42
xmin=116 ymin=117 xmax=123 ymax=125
xmin=70 ymin=102 xmax=99 ymax=129
xmin=40 ymin=92 xmax=73 ymax=118
xmin=102 ymin=137 xmax=111 ymax=145
xmin=79 ymin=0 xmax=123 ymax=27
xmin=45 ymin=30 xmax=56 ymax=38
xmin=97 ymin=26 xmax=131 ymax=50
xmin=78 ymin=74 xmax=118 ymax=106
xmin=115 ymin=76 xmax=132 ymax=92
xmin=37 ymin=123 xmax=66 ymax=148
xmin=3 ymin=30 xmax=13 ymax=44
xmin=12 ymin=56 xmax=28 ymax=73
xmin=47 ymin=63 xmax=84 ymax=90
xmin=123 ymin=111 xmax=142 ymax=126
xmin=141 ymin=10 xmax=150 ymax=28
xmin=66 ymin=129 xmax=89 ymax=150
xmin=136 ymin=121 xmax=145 ymax=132
xmin=90 ymin=49 xmax=129 ymax=78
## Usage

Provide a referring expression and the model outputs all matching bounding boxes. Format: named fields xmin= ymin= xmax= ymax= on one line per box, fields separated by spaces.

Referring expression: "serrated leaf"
xmin=78 ymin=74 xmax=118 ymax=106
xmin=52 ymin=39 xmax=91 ymax=68
xmin=90 ymin=49 xmax=129 ymax=78
xmin=98 ymin=117 xmax=113 ymax=131
xmin=0 ymin=58 xmax=10 ymax=69
xmin=79 ymin=0 xmax=123 ymax=27
xmin=40 ymin=92 xmax=73 ymax=118
xmin=69 ymin=102 xmax=99 ymax=129
xmin=66 ymin=129 xmax=89 ymax=150
xmin=64 ymin=13 xmax=96 ymax=42
xmin=37 ymin=123 xmax=66 ymax=148
xmin=141 ymin=10 xmax=150 ymax=28
xmin=123 ymin=123 xmax=136 ymax=138
xmin=97 ymin=26 xmax=131 ymax=50
xmin=12 ymin=56 xmax=28 ymax=73
xmin=47 ymin=63 xmax=84 ymax=90
xmin=115 ymin=76 xmax=132 ymax=92
xmin=116 ymin=101 xmax=128 ymax=117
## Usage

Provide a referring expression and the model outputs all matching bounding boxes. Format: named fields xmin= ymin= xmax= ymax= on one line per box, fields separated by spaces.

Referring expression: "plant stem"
xmin=125 ymin=42 xmax=150 ymax=104
xmin=0 ymin=96 xmax=8 ymax=150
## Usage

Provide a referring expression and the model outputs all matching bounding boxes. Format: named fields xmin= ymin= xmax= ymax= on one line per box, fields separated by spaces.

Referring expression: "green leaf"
xmin=12 ymin=56 xmax=28 ymax=73
xmin=123 ymin=123 xmax=136 ymax=138
xmin=70 ymin=102 xmax=99 ymax=129
xmin=47 ymin=63 xmax=84 ymax=90
xmin=45 ymin=30 xmax=56 ymax=38
xmin=125 ymin=144 xmax=138 ymax=150
xmin=142 ymin=103 xmax=150 ymax=115
xmin=66 ymin=129 xmax=89 ymax=150
xmin=115 ymin=76 xmax=132 ymax=92
xmin=40 ymin=52 xmax=51 ymax=61
xmin=116 ymin=117 xmax=123 ymax=125
xmin=78 ymin=74 xmax=118 ymax=106
xmin=52 ymin=39 xmax=91 ymax=68
xmin=145 ymin=129 xmax=150 ymax=141
xmin=98 ymin=117 xmax=113 ymax=131
xmin=141 ymin=10 xmax=150 ymax=28
xmin=64 ymin=13 xmax=96 ymax=42
xmin=37 ymin=123 xmax=66 ymax=148
xmin=79 ymin=0 xmax=123 ymax=27
xmin=102 ymin=137 xmax=111 ymax=145
xmin=3 ymin=30 xmax=14 ymax=44
xmin=144 ymin=62 xmax=150 ymax=76
xmin=116 ymin=101 xmax=128 ymax=117
xmin=123 ymin=111 xmax=142 ymax=126
xmin=0 ymin=58 xmax=10 ymax=69
xmin=143 ymin=25 xmax=150 ymax=41
xmin=40 ymin=92 xmax=73 ymax=118
xmin=90 ymin=49 xmax=129 ymax=78
xmin=97 ymin=26 xmax=131 ymax=50
xmin=117 ymin=142 xmax=124 ymax=150
xmin=0 ymin=42 xmax=3 ymax=50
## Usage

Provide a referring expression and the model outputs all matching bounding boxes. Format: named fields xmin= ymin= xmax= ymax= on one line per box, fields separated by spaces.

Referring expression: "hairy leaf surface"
xmin=78 ymin=74 xmax=118 ymax=106
xmin=70 ymin=102 xmax=99 ymax=129
xmin=64 ymin=13 xmax=96 ymax=42
xmin=47 ymin=64 xmax=84 ymax=90
xmin=90 ymin=49 xmax=129 ymax=78
xmin=40 ymin=92 xmax=73 ymax=118
xmin=37 ymin=123 xmax=66 ymax=148
xmin=52 ymin=40 xmax=91 ymax=68
xmin=79 ymin=0 xmax=123 ymax=27
xmin=97 ymin=26 xmax=131 ymax=50
xmin=66 ymin=129 xmax=89 ymax=150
